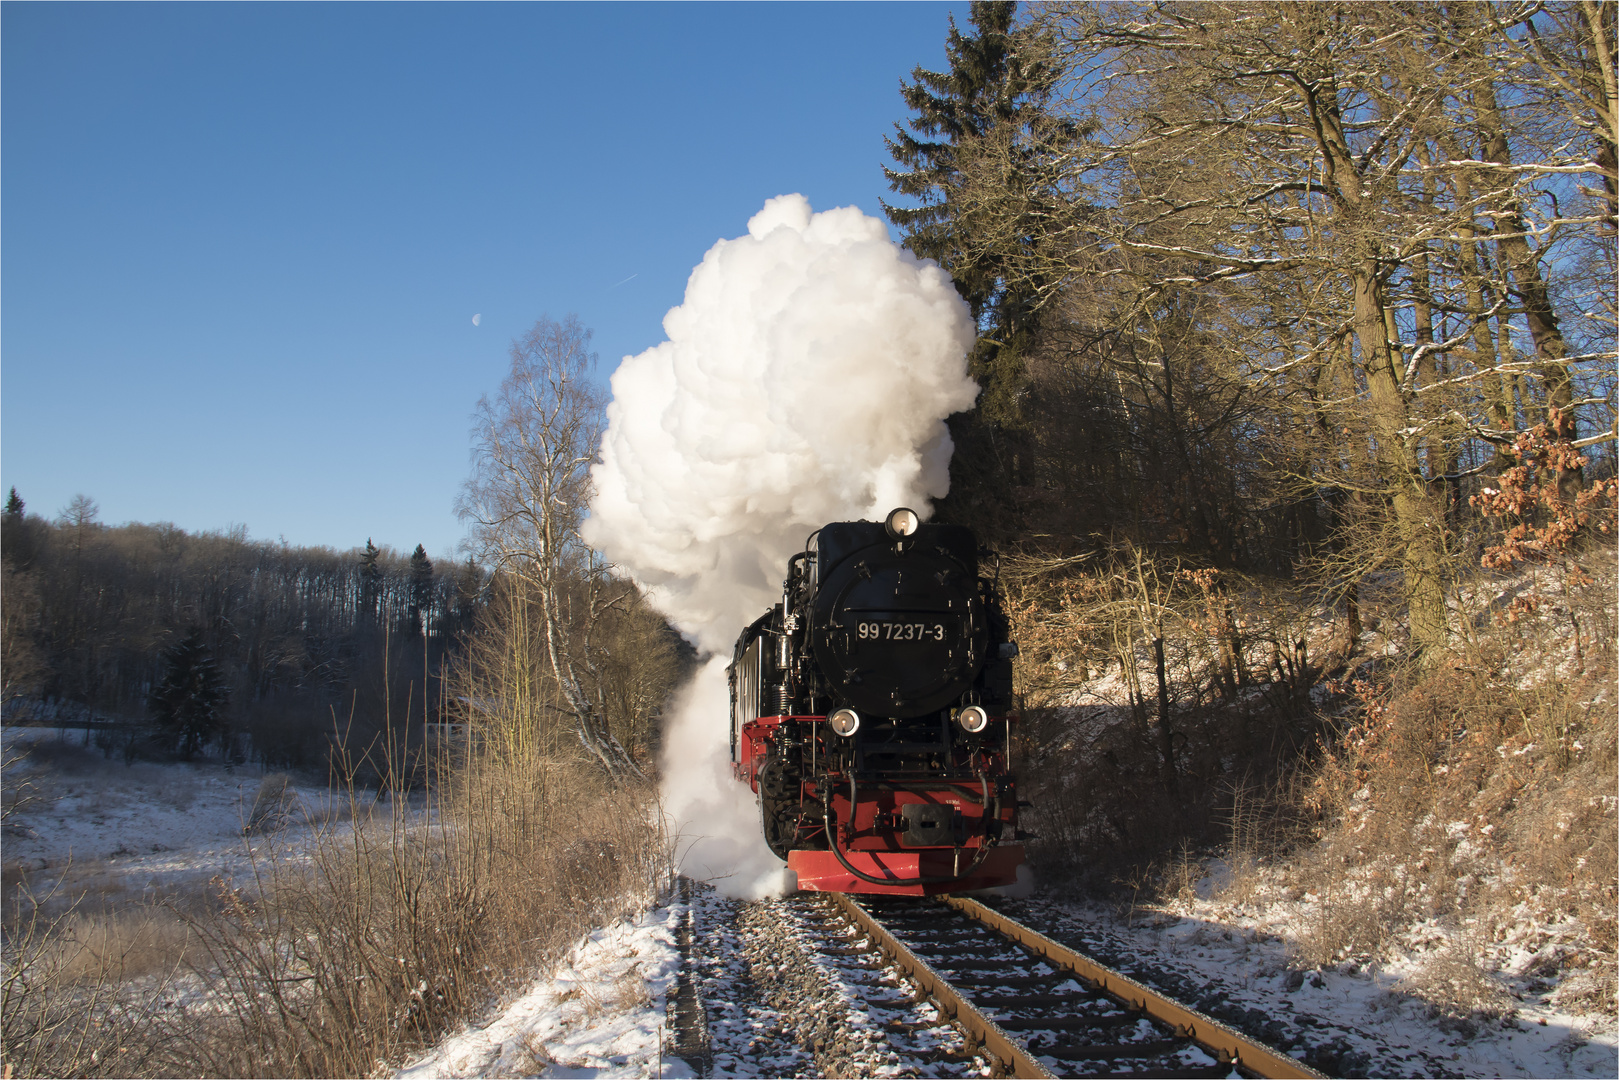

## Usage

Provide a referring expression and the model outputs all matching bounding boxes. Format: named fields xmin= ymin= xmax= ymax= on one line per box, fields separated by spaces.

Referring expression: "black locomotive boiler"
xmin=728 ymin=507 xmax=1025 ymax=894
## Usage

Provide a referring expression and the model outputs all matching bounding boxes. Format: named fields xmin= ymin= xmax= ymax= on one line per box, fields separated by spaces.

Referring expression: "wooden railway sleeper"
xmin=835 ymin=892 xmax=1329 ymax=1080
xmin=995 ymin=1013 xmax=1149 ymax=1033
xmin=830 ymin=893 xmax=1057 ymax=1079
xmin=943 ymin=897 xmax=1326 ymax=1080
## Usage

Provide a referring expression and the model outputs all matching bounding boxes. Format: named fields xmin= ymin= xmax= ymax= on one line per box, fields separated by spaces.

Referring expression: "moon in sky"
xmin=472 ymin=313 xmax=482 ymax=326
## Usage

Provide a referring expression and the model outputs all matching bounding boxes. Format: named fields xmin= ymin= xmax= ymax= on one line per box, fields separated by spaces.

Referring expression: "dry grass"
xmin=507 ymin=1030 xmax=556 ymax=1075
xmin=1297 ymin=684 xmax=1612 ymax=950
xmin=612 ymin=965 xmax=653 ymax=1010
xmin=30 ymin=907 xmax=192 ymax=987
xmin=1003 ymin=545 xmax=1333 ymax=891
xmin=1281 ymin=543 xmax=1617 ymax=1015
xmin=9 ymin=863 xmax=148 ymax=923
xmin=1006 ymin=535 xmax=1616 ymax=1027
xmin=1 ymin=879 xmax=189 ymax=1078
xmin=158 ymin=735 xmax=671 ymax=1078
xmin=243 ymin=771 xmax=295 ymax=834
xmin=2 ymin=726 xmax=673 ymax=1078
xmin=1395 ymin=937 xmax=1514 ymax=1023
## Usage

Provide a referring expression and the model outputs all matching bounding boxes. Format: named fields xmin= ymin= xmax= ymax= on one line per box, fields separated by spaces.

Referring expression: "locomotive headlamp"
xmin=828 ymin=708 xmax=861 ymax=737
xmin=956 ymin=704 xmax=990 ymax=733
xmin=884 ymin=507 xmax=920 ymax=539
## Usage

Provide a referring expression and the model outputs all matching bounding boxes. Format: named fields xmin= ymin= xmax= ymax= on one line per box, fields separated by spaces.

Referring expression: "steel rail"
xmin=830 ymin=891 xmax=1056 ymax=1078
xmin=943 ymin=896 xmax=1326 ymax=1080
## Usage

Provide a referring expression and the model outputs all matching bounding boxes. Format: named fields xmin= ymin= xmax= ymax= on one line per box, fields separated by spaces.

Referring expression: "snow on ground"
xmin=396 ymin=883 xmax=982 ymax=1080
xmin=397 ymin=904 xmax=689 ymax=1080
xmin=8 ymin=724 xmax=1611 ymax=1078
xmin=392 ymin=882 xmax=1615 ymax=1080
xmin=683 ymin=885 xmax=818 ymax=1078
xmin=1008 ymin=894 xmax=1617 ymax=1079
xmin=395 ymin=879 xmax=1617 ymax=1080
xmin=2 ymin=725 xmax=355 ymax=906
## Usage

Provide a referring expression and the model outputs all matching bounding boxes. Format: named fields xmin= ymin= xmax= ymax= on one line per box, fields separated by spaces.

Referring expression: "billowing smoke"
xmin=584 ymin=194 xmax=977 ymax=897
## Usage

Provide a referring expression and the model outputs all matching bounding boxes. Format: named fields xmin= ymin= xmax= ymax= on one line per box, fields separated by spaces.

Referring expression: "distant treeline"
xmin=1 ymin=492 xmax=481 ymax=771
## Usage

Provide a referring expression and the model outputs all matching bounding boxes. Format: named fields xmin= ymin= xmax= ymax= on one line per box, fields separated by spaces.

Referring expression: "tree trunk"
xmin=1352 ymin=258 xmax=1450 ymax=660
xmin=1442 ymin=147 xmax=1517 ymax=474
xmin=1477 ymin=80 xmax=1583 ymax=500
xmin=1153 ymin=636 xmax=1178 ymax=800
xmin=1313 ymin=66 xmax=1452 ymax=660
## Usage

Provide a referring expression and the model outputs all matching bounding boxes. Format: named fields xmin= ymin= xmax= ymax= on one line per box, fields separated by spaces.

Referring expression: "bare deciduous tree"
xmin=944 ymin=0 xmax=1616 ymax=659
xmin=1 ymin=563 xmax=47 ymax=703
xmin=458 ymin=315 xmax=644 ymax=779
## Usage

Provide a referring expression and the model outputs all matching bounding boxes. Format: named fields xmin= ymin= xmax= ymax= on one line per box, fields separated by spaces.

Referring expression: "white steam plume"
xmin=584 ymin=194 xmax=977 ymax=897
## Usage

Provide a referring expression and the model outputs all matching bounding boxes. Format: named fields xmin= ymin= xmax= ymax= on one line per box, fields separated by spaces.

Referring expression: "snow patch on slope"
xmin=398 ymin=905 xmax=688 ymax=1080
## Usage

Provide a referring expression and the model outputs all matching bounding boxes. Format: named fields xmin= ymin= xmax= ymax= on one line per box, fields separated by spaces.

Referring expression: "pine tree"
xmin=883 ymin=1 xmax=1068 ymax=363
xmin=148 ymin=628 xmax=228 ymax=760
xmin=2 ymin=489 xmax=39 ymax=571
xmin=359 ymin=538 xmax=382 ymax=625
xmin=446 ymin=557 xmax=484 ymax=641
xmin=408 ymin=544 xmax=434 ymax=636
xmin=884 ymin=2 xmax=1075 ymax=535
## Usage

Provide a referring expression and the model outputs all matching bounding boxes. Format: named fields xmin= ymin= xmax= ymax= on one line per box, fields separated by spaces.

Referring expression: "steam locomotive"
xmin=728 ymin=508 xmax=1025 ymax=895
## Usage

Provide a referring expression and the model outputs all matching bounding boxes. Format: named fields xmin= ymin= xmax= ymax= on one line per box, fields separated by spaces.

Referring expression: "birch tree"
xmin=459 ymin=315 xmax=644 ymax=780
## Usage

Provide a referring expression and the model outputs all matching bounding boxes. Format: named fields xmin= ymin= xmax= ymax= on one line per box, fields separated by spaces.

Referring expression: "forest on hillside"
xmin=897 ymin=2 xmax=1614 ymax=585
xmin=0 ymin=494 xmax=486 ymax=770
xmin=874 ymin=0 xmax=1616 ymax=854
xmin=0 ymin=487 xmax=684 ymax=781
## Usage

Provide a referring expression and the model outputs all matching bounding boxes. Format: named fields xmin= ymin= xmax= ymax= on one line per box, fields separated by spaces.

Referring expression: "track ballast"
xmin=666 ymin=880 xmax=1324 ymax=1079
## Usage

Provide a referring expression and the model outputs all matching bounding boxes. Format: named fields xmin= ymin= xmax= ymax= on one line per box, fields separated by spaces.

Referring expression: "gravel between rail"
xmin=666 ymin=883 xmax=1613 ymax=1079
xmin=686 ymin=883 xmax=987 ymax=1077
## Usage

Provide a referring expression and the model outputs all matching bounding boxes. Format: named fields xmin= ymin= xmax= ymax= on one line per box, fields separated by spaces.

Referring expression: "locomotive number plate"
xmin=856 ymin=621 xmax=946 ymax=641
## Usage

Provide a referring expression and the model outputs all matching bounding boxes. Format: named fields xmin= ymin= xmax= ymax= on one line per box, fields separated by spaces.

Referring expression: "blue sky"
xmin=2 ymin=1 xmax=968 ymax=561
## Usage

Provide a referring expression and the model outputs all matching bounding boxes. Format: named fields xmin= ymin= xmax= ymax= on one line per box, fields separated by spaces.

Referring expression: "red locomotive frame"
xmin=734 ymin=711 xmax=1024 ymax=895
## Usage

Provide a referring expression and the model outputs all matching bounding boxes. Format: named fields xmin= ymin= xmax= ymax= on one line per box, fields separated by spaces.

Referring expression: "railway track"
xmin=669 ymin=882 xmax=1325 ymax=1079
xmin=833 ymin=893 xmax=1325 ymax=1079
